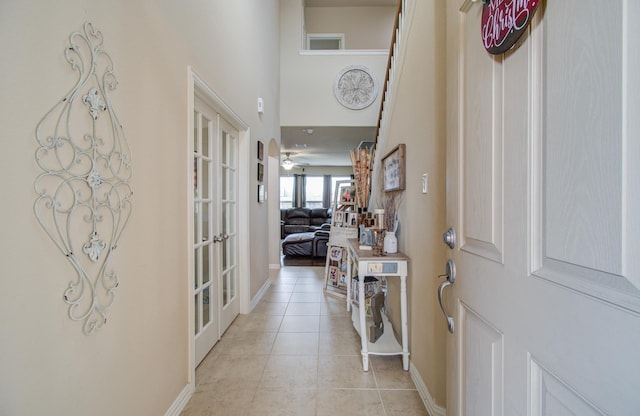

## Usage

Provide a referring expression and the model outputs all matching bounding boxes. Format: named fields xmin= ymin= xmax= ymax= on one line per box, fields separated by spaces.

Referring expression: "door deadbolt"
xmin=443 ymin=227 xmax=456 ymax=249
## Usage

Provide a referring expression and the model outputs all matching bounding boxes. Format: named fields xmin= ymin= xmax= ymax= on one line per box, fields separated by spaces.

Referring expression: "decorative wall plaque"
xmin=334 ymin=65 xmax=377 ymax=110
xmin=34 ymin=22 xmax=133 ymax=334
xmin=481 ymin=0 xmax=541 ymax=55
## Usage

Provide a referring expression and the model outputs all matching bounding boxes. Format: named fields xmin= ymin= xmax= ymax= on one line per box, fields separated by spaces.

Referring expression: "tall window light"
xmin=304 ymin=177 xmax=324 ymax=208
xmin=280 ymin=175 xmax=352 ymax=209
xmin=280 ymin=176 xmax=294 ymax=209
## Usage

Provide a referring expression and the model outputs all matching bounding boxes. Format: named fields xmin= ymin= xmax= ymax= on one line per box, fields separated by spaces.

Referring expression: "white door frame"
xmin=186 ymin=67 xmax=250 ymax=384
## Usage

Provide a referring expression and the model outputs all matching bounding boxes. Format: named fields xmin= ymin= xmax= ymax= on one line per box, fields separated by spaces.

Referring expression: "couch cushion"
xmin=282 ymin=232 xmax=315 ymax=256
xmin=309 ymin=208 xmax=330 ymax=226
xmin=286 ymin=208 xmax=311 ymax=219
xmin=284 ymin=224 xmax=311 ymax=234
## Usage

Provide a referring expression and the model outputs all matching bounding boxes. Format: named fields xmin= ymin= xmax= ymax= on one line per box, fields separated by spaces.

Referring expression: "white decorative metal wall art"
xmin=34 ymin=22 xmax=133 ymax=335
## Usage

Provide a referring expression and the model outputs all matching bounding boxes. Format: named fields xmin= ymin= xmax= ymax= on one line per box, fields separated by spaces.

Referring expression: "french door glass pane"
xmin=202 ymin=243 xmax=210 ymax=285
xmin=202 ymin=202 xmax=210 ymax=240
xmin=202 ymin=117 xmax=210 ymax=157
xmin=227 ymin=169 xmax=235 ymax=200
xmin=194 ymin=248 xmax=200 ymax=289
xmin=222 ymin=168 xmax=228 ymax=199
xmin=230 ymin=142 xmax=236 ymax=169
xmin=193 ymin=203 xmax=199 ymax=245
xmin=222 ymin=237 xmax=228 ymax=270
xmin=194 ymin=293 xmax=200 ymax=335
xmin=202 ymin=286 xmax=210 ymax=326
xmin=193 ymin=111 xmax=198 ymax=153
xmin=222 ymin=274 xmax=228 ymax=305
xmin=222 ymin=132 xmax=228 ymax=164
xmin=222 ymin=203 xmax=227 ymax=235
xmin=202 ymin=159 xmax=210 ymax=199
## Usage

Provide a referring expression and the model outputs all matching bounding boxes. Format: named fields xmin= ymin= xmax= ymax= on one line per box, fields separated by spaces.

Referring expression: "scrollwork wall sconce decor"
xmin=34 ymin=22 xmax=133 ymax=335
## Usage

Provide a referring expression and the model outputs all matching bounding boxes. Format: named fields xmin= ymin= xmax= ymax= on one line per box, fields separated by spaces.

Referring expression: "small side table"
xmin=345 ymin=238 xmax=410 ymax=371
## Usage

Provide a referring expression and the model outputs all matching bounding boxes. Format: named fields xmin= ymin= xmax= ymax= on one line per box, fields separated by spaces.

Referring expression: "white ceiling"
xmin=281 ymin=126 xmax=376 ymax=166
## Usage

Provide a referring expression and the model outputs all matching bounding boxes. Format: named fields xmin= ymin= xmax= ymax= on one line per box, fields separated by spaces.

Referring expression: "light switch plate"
xmin=422 ymin=173 xmax=428 ymax=193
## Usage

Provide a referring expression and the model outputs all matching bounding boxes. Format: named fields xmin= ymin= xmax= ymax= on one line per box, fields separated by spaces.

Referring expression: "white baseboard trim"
xmin=164 ymin=384 xmax=194 ymax=416
xmin=250 ymin=279 xmax=271 ymax=311
xmin=410 ymin=361 xmax=446 ymax=416
xmin=269 ymin=263 xmax=281 ymax=270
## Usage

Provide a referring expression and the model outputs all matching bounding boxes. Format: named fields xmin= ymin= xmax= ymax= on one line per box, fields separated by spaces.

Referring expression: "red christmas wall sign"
xmin=481 ymin=0 xmax=541 ymax=55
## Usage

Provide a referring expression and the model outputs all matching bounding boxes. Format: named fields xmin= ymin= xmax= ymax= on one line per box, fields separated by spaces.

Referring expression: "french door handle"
xmin=212 ymin=233 xmax=229 ymax=243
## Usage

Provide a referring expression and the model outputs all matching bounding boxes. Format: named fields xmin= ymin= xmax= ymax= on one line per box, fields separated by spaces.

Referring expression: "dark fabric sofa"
xmin=280 ymin=207 xmax=331 ymax=239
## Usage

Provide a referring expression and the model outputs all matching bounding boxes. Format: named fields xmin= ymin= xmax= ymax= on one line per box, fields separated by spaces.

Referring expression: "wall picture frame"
xmin=382 ymin=144 xmax=406 ymax=192
xmin=257 ymin=162 xmax=264 ymax=182
xmin=257 ymin=140 xmax=264 ymax=161
xmin=257 ymin=184 xmax=265 ymax=203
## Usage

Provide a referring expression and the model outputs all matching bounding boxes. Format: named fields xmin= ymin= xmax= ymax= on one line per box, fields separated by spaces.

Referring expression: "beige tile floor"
xmin=180 ymin=266 xmax=429 ymax=416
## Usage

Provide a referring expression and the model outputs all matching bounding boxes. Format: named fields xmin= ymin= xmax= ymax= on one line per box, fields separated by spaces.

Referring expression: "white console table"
xmin=345 ymin=238 xmax=410 ymax=371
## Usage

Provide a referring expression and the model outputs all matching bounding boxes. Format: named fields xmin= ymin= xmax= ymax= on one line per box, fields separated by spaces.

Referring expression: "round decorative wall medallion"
xmin=334 ymin=65 xmax=377 ymax=110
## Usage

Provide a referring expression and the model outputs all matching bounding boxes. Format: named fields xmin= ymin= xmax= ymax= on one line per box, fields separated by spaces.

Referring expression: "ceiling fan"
xmin=282 ymin=152 xmax=295 ymax=170
xmin=281 ymin=152 xmax=311 ymax=170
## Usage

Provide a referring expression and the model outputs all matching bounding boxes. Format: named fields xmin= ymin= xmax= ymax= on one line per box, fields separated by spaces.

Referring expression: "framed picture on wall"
xmin=257 ymin=162 xmax=264 ymax=182
xmin=258 ymin=184 xmax=265 ymax=203
xmin=382 ymin=144 xmax=406 ymax=192
xmin=257 ymin=140 xmax=264 ymax=161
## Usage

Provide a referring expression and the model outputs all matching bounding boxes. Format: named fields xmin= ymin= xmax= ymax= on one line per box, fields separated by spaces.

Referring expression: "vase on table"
xmin=384 ymin=231 xmax=397 ymax=254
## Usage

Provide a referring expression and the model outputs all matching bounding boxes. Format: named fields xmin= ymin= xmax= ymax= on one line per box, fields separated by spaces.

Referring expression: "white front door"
xmin=445 ymin=1 xmax=640 ymax=415
xmin=193 ymin=96 xmax=240 ymax=366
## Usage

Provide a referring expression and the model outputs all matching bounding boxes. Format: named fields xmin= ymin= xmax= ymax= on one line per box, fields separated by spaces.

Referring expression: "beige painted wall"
xmin=280 ymin=0 xmax=387 ymax=127
xmin=0 ymin=0 xmax=279 ymax=414
xmin=304 ymin=6 xmax=395 ymax=50
xmin=368 ymin=0 xmax=448 ymax=407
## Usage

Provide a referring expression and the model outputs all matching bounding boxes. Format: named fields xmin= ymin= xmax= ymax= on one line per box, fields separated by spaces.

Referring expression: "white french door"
xmin=193 ymin=96 xmax=239 ymax=366
xmin=445 ymin=1 xmax=640 ymax=415
xmin=217 ymin=117 xmax=240 ymax=332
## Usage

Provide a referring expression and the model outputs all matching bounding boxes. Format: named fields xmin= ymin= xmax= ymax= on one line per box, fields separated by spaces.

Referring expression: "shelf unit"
xmin=324 ymin=180 xmax=358 ymax=296
xmin=345 ymin=238 xmax=410 ymax=371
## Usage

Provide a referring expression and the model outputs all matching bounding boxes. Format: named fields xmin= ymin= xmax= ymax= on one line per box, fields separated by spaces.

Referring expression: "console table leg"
xmin=359 ymin=277 xmax=369 ymax=371
xmin=401 ymin=275 xmax=409 ymax=371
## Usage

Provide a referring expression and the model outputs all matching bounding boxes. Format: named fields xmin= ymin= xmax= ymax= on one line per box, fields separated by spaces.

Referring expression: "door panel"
xmin=460 ymin=303 xmax=504 ymax=416
xmin=446 ymin=1 xmax=640 ymax=415
xmin=532 ymin=0 xmax=640 ymax=311
xmin=459 ymin=0 xmax=504 ymax=263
